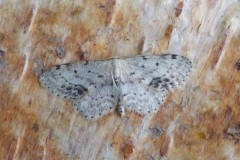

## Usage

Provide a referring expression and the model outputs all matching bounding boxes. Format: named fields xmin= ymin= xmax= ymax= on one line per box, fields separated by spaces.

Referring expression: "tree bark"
xmin=0 ymin=0 xmax=240 ymax=159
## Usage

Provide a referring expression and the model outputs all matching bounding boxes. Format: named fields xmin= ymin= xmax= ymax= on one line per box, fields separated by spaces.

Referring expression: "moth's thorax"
xmin=113 ymin=59 xmax=130 ymax=83
xmin=112 ymin=59 xmax=125 ymax=77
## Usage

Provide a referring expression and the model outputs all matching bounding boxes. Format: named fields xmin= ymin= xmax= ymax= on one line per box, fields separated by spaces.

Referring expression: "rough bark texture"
xmin=0 ymin=0 xmax=240 ymax=159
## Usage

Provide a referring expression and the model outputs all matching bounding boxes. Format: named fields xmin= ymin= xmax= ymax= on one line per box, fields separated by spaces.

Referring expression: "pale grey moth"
xmin=40 ymin=54 xmax=192 ymax=120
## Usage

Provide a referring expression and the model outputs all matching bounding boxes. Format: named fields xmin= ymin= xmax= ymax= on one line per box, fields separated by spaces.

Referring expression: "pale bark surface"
xmin=0 ymin=0 xmax=240 ymax=159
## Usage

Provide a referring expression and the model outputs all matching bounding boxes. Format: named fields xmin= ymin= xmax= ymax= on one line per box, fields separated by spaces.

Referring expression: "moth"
xmin=40 ymin=54 xmax=192 ymax=120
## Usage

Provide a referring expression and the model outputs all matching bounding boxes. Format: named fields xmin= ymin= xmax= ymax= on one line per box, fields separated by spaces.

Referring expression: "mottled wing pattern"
xmin=40 ymin=60 xmax=118 ymax=120
xmin=117 ymin=54 xmax=192 ymax=115
xmin=73 ymin=85 xmax=117 ymax=120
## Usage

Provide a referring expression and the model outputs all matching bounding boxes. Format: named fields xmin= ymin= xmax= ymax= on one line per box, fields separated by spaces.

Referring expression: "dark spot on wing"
xmin=74 ymin=70 xmax=77 ymax=73
xmin=156 ymin=63 xmax=159 ymax=66
xmin=66 ymin=86 xmax=72 ymax=90
xmin=56 ymin=65 xmax=61 ymax=69
xmin=98 ymin=75 xmax=103 ymax=78
xmin=149 ymin=77 xmax=173 ymax=90
xmin=171 ymin=55 xmax=177 ymax=59
xmin=61 ymin=84 xmax=88 ymax=98
xmin=141 ymin=65 xmax=145 ymax=68
xmin=74 ymin=85 xmax=87 ymax=95
xmin=142 ymin=56 xmax=148 ymax=60
xmin=163 ymin=78 xmax=169 ymax=82
xmin=84 ymin=61 xmax=89 ymax=65
xmin=148 ymin=77 xmax=162 ymax=88
xmin=161 ymin=84 xmax=169 ymax=90
xmin=130 ymin=72 xmax=135 ymax=75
